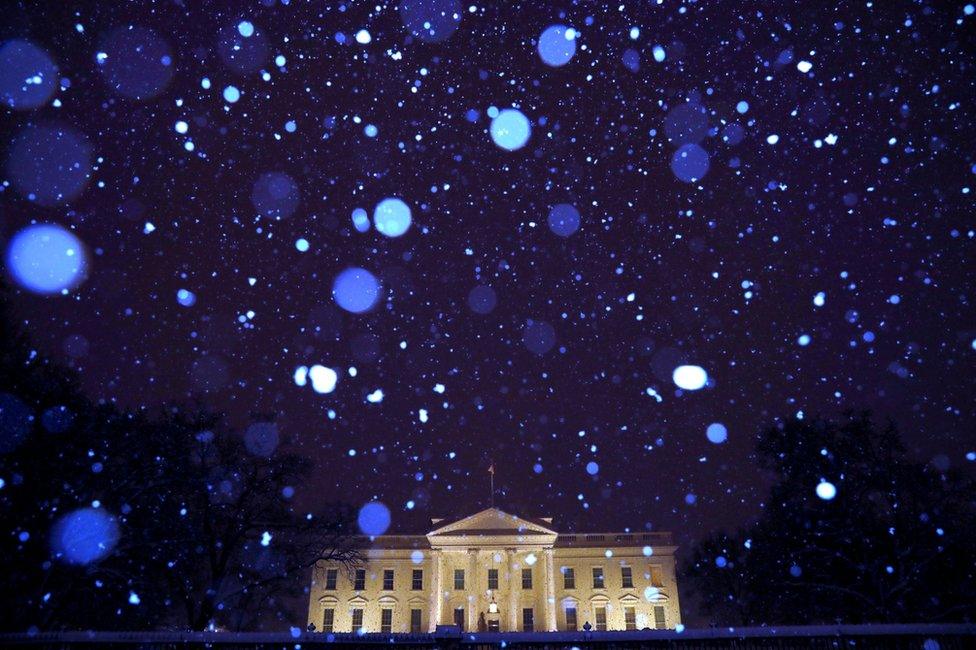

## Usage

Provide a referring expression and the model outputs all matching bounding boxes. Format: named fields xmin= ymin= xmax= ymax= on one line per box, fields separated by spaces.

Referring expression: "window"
xmin=563 ymin=567 xmax=575 ymax=589
xmin=621 ymin=566 xmax=633 ymax=588
xmin=624 ymin=606 xmax=636 ymax=630
xmin=522 ymin=608 xmax=534 ymax=632
xmin=653 ymin=605 xmax=666 ymax=629
xmin=594 ymin=606 xmax=607 ymax=631
xmin=383 ymin=569 xmax=395 ymax=590
xmin=521 ymin=568 xmax=533 ymax=589
xmin=412 ymin=569 xmax=423 ymax=590
xmin=325 ymin=568 xmax=338 ymax=590
xmin=381 ymin=608 xmax=393 ymax=633
xmin=410 ymin=609 xmax=422 ymax=633
xmin=650 ymin=565 xmax=664 ymax=587
xmin=565 ymin=606 xmax=578 ymax=631
xmin=487 ymin=568 xmax=498 ymax=590
xmin=351 ymin=608 xmax=364 ymax=633
xmin=454 ymin=568 xmax=465 ymax=590
xmin=592 ymin=567 xmax=604 ymax=589
xmin=322 ymin=608 xmax=334 ymax=633
xmin=453 ymin=607 xmax=465 ymax=630
xmin=354 ymin=568 xmax=366 ymax=591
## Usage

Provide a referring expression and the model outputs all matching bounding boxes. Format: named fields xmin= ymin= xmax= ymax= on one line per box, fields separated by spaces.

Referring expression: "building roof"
xmin=350 ymin=507 xmax=673 ymax=549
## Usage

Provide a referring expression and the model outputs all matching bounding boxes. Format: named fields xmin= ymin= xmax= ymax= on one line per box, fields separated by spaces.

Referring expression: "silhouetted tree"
xmin=684 ymin=413 xmax=976 ymax=625
xmin=0 ymin=285 xmax=360 ymax=631
xmin=142 ymin=409 xmax=362 ymax=631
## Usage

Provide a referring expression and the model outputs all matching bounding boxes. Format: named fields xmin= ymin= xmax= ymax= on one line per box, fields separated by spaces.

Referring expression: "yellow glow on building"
xmin=307 ymin=507 xmax=680 ymax=633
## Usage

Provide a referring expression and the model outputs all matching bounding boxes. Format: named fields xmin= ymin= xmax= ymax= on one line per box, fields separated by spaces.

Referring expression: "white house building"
xmin=307 ymin=507 xmax=681 ymax=634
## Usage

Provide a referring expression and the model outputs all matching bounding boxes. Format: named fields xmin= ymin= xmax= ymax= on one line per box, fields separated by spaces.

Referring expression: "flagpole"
xmin=489 ymin=461 xmax=495 ymax=507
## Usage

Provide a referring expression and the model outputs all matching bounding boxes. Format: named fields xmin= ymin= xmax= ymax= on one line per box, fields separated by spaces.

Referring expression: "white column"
xmin=468 ymin=549 xmax=478 ymax=631
xmin=507 ymin=548 xmax=518 ymax=631
xmin=429 ymin=549 xmax=442 ymax=632
xmin=544 ymin=548 xmax=557 ymax=631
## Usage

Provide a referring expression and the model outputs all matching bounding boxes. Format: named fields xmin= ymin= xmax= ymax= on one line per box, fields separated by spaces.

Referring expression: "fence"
xmin=1 ymin=624 xmax=973 ymax=650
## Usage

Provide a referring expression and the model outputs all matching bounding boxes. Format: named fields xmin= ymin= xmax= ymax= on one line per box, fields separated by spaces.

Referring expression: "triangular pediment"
xmin=427 ymin=507 xmax=557 ymax=537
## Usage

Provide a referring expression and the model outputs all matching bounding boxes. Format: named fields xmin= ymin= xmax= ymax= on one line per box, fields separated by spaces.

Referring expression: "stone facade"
xmin=307 ymin=507 xmax=680 ymax=634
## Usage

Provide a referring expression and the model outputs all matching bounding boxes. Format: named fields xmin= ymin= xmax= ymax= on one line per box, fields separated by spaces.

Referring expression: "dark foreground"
xmin=1 ymin=625 xmax=974 ymax=649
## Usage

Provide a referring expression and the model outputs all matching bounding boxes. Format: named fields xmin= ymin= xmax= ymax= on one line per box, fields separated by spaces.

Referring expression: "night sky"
xmin=3 ymin=0 xmax=976 ymax=579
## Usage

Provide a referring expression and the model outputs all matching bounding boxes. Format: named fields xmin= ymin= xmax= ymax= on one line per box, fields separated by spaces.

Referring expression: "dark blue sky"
xmin=3 ymin=0 xmax=975 ymax=567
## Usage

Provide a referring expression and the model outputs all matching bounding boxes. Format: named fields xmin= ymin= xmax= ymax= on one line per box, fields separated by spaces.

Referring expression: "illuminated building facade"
xmin=307 ymin=507 xmax=680 ymax=633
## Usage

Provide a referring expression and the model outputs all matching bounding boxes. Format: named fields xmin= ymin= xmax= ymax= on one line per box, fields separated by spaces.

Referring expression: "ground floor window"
xmin=351 ymin=608 xmax=364 ymax=633
xmin=653 ymin=605 xmax=666 ymax=629
xmin=594 ymin=606 xmax=607 ymax=631
xmin=381 ymin=608 xmax=393 ymax=633
xmin=410 ymin=608 xmax=422 ymax=633
xmin=522 ymin=607 xmax=534 ymax=632
xmin=565 ymin=606 xmax=577 ymax=631
xmin=624 ymin=606 xmax=636 ymax=630
xmin=454 ymin=607 xmax=465 ymax=630
xmin=322 ymin=608 xmax=334 ymax=633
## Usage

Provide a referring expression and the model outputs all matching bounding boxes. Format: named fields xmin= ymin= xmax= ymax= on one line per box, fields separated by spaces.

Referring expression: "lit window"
xmin=650 ymin=565 xmax=664 ymax=587
xmin=624 ymin=606 xmax=636 ymax=630
xmin=592 ymin=567 xmax=604 ymax=589
xmin=563 ymin=567 xmax=575 ymax=589
xmin=595 ymin=606 xmax=607 ymax=631
xmin=565 ymin=606 xmax=578 ymax=631
xmin=322 ymin=608 xmax=334 ymax=633
xmin=621 ymin=566 xmax=633 ymax=588
xmin=351 ymin=608 xmax=364 ymax=633
xmin=653 ymin=605 xmax=666 ymax=629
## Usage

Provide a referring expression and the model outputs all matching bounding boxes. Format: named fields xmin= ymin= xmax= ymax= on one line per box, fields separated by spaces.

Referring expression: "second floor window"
xmin=454 ymin=568 xmax=465 ymax=590
xmin=325 ymin=568 xmax=338 ymax=590
xmin=563 ymin=567 xmax=575 ymax=589
xmin=650 ymin=565 xmax=664 ymax=586
xmin=383 ymin=569 xmax=394 ymax=590
xmin=592 ymin=567 xmax=604 ymax=589
xmin=522 ymin=568 xmax=533 ymax=589
xmin=354 ymin=568 xmax=366 ymax=591
xmin=621 ymin=566 xmax=633 ymax=588
xmin=487 ymin=568 xmax=498 ymax=590
xmin=412 ymin=569 xmax=423 ymax=590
